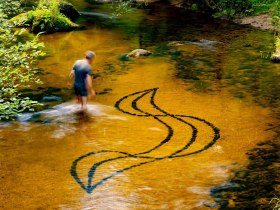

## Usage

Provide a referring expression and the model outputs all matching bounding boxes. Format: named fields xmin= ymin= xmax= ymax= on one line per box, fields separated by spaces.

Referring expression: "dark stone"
xmin=59 ymin=2 xmax=80 ymax=21
xmin=243 ymin=43 xmax=252 ymax=47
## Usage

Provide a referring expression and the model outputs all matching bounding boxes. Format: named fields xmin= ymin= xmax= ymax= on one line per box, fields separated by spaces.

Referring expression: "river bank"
xmin=234 ymin=13 xmax=275 ymax=31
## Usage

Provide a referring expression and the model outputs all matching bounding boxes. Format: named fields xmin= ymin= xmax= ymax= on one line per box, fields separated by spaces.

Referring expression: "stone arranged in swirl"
xmin=71 ymin=88 xmax=220 ymax=193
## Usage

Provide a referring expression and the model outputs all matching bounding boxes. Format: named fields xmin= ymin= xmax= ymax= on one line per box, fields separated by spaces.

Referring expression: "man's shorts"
xmin=74 ymin=84 xmax=88 ymax=97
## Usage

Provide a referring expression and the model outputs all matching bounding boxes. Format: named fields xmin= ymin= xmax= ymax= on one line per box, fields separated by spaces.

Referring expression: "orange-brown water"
xmin=0 ymin=2 xmax=279 ymax=209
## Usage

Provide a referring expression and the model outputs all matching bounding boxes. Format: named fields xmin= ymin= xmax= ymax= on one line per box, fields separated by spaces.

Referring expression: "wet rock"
xmin=203 ymin=201 xmax=218 ymax=208
xmin=271 ymin=53 xmax=280 ymax=63
xmin=168 ymin=41 xmax=187 ymax=47
xmin=59 ymin=1 xmax=80 ymax=21
xmin=168 ymin=39 xmax=218 ymax=50
xmin=18 ymin=113 xmax=42 ymax=122
xmin=127 ymin=49 xmax=152 ymax=58
xmin=97 ymin=88 xmax=112 ymax=95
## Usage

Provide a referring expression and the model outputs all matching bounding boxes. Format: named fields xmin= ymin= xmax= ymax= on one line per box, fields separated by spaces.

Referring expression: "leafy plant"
xmin=209 ymin=0 xmax=253 ymax=17
xmin=0 ymin=0 xmax=45 ymax=120
xmin=111 ymin=0 xmax=134 ymax=17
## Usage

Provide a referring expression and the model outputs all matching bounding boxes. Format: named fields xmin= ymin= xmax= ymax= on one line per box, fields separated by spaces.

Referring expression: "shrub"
xmin=210 ymin=0 xmax=253 ymax=17
xmin=0 ymin=1 xmax=45 ymax=120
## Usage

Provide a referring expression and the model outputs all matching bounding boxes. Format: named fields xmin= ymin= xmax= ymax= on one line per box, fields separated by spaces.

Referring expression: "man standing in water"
xmin=69 ymin=51 xmax=96 ymax=111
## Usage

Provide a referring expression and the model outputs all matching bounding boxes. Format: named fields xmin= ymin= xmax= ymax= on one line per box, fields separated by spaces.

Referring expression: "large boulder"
xmin=59 ymin=1 xmax=80 ymax=21
xmin=127 ymin=49 xmax=152 ymax=58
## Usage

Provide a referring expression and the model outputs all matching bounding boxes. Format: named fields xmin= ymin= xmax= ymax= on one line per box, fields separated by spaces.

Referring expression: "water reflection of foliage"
xmin=78 ymin=3 xmax=280 ymax=108
xmin=223 ymin=31 xmax=280 ymax=108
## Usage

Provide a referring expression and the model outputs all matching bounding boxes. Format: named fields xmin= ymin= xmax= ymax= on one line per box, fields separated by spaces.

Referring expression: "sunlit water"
xmin=0 ymin=2 xmax=279 ymax=210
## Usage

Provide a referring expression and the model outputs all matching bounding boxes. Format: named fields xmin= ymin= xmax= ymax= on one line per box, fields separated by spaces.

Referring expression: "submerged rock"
xmin=41 ymin=95 xmax=62 ymax=103
xmin=127 ymin=49 xmax=152 ymax=58
xmin=167 ymin=41 xmax=188 ymax=47
xmin=168 ymin=39 xmax=218 ymax=50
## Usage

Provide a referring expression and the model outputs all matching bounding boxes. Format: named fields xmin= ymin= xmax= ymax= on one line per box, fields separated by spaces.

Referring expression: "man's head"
xmin=85 ymin=51 xmax=95 ymax=64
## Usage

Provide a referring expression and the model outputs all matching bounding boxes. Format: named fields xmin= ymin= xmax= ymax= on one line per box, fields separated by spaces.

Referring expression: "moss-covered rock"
xmin=29 ymin=10 xmax=80 ymax=33
xmin=127 ymin=49 xmax=152 ymax=58
xmin=9 ymin=9 xmax=80 ymax=34
xmin=9 ymin=0 xmax=81 ymax=34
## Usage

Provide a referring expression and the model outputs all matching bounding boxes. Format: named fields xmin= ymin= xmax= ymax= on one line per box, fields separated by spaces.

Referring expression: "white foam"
xmin=15 ymin=102 xmax=127 ymax=138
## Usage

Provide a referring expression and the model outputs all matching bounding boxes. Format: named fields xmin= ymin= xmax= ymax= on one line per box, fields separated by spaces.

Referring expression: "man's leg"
xmin=81 ymin=96 xmax=87 ymax=111
xmin=77 ymin=95 xmax=82 ymax=105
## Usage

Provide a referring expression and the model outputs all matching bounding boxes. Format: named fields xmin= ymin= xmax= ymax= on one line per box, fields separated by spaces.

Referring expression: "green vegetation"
xmin=204 ymin=0 xmax=279 ymax=17
xmin=0 ymin=0 xmax=45 ymax=120
xmin=110 ymin=0 xmax=135 ymax=17
xmin=9 ymin=0 xmax=80 ymax=34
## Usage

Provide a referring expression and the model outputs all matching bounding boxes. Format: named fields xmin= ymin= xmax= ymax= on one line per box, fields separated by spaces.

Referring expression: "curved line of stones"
xmin=71 ymin=88 xmax=220 ymax=193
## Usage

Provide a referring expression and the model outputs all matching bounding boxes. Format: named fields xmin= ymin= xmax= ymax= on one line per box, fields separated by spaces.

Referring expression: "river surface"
xmin=0 ymin=2 xmax=279 ymax=210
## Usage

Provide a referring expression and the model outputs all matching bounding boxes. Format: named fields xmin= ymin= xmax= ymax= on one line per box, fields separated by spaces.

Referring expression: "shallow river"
xmin=0 ymin=2 xmax=279 ymax=210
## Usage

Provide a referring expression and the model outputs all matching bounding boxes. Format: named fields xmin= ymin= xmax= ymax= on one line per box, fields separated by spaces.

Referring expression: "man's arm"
xmin=68 ymin=62 xmax=76 ymax=85
xmin=67 ymin=70 xmax=74 ymax=87
xmin=86 ymin=74 xmax=96 ymax=96
xmin=69 ymin=70 xmax=74 ymax=79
